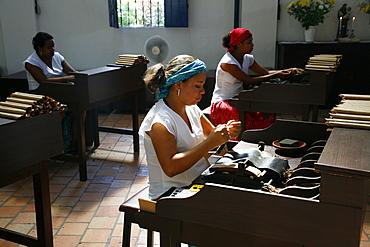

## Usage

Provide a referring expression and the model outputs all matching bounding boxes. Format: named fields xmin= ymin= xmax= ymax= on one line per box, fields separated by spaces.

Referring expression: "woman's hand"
xmin=226 ymin=120 xmax=241 ymax=139
xmin=207 ymin=124 xmax=230 ymax=148
xmin=287 ymin=67 xmax=304 ymax=75
xmin=277 ymin=67 xmax=305 ymax=80
xmin=275 ymin=69 xmax=297 ymax=80
xmin=65 ymin=75 xmax=75 ymax=82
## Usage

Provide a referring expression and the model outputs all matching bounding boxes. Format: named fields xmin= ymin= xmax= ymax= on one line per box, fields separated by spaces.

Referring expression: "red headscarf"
xmin=227 ymin=28 xmax=252 ymax=53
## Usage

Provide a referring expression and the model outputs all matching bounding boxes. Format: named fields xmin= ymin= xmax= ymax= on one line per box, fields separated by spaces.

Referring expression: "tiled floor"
xmin=1 ymin=109 xmax=370 ymax=247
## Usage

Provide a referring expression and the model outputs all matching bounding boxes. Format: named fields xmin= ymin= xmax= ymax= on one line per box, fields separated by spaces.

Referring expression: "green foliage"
xmin=117 ymin=0 xmax=164 ymax=27
xmin=357 ymin=0 xmax=370 ymax=14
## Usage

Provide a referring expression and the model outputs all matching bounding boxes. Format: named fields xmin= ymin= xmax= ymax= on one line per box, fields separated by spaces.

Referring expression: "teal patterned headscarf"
xmin=158 ymin=59 xmax=207 ymax=99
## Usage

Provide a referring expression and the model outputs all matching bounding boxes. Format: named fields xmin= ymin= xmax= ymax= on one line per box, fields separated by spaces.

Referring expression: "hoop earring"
xmin=177 ymin=88 xmax=180 ymax=97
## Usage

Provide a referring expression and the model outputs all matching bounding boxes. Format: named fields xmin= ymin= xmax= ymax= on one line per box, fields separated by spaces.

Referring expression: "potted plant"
xmin=287 ymin=0 xmax=336 ymax=42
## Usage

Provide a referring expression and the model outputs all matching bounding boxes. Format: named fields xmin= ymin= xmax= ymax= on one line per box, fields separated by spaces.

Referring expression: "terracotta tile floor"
xmin=0 ymin=109 xmax=370 ymax=247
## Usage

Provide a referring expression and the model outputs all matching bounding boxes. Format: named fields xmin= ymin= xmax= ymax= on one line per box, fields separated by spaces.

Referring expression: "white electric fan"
xmin=144 ymin=35 xmax=169 ymax=64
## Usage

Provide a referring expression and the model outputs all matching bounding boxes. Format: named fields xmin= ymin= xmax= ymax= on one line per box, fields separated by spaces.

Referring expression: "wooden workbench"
xmin=0 ymin=112 xmax=63 ymax=246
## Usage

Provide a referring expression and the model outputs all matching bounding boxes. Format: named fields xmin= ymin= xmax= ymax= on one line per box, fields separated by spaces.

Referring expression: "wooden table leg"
xmin=132 ymin=91 xmax=139 ymax=153
xmin=91 ymin=108 xmax=100 ymax=150
xmin=312 ymin=105 xmax=319 ymax=122
xmin=75 ymin=104 xmax=87 ymax=181
xmin=160 ymin=233 xmax=172 ymax=247
xmin=122 ymin=213 xmax=133 ymax=247
xmin=33 ymin=161 xmax=54 ymax=247
xmin=147 ymin=229 xmax=154 ymax=247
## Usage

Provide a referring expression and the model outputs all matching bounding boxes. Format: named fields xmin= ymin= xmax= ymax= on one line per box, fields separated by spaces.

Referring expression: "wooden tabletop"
xmin=315 ymin=127 xmax=370 ymax=180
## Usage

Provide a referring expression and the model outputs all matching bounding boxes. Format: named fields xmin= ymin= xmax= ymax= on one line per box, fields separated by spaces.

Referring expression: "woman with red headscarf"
xmin=209 ymin=28 xmax=302 ymax=132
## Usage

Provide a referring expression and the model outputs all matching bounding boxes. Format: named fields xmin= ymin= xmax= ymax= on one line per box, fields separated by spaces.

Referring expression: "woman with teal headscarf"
xmin=139 ymin=54 xmax=241 ymax=200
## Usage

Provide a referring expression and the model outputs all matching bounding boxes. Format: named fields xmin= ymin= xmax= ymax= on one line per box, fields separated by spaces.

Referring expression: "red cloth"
xmin=209 ymin=100 xmax=275 ymax=132
xmin=227 ymin=28 xmax=252 ymax=53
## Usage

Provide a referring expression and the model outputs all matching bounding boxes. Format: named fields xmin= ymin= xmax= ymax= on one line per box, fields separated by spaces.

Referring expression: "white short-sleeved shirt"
xmin=211 ymin=53 xmax=255 ymax=103
xmin=23 ymin=52 xmax=67 ymax=90
xmin=139 ymin=99 xmax=209 ymax=199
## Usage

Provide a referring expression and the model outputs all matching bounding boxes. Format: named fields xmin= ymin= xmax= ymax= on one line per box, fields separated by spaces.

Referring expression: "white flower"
xmin=318 ymin=5 xmax=324 ymax=9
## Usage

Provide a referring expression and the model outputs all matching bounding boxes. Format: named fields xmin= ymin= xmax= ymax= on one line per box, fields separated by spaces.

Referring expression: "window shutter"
xmin=164 ymin=0 xmax=188 ymax=27
xmin=108 ymin=0 xmax=118 ymax=28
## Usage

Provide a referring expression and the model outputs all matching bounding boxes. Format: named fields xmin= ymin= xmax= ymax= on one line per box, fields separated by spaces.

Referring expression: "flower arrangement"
xmin=357 ymin=0 xmax=370 ymax=14
xmin=287 ymin=0 xmax=336 ymax=30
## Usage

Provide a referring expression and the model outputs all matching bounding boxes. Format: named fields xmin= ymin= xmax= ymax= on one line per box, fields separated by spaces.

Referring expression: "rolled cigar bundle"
xmin=114 ymin=54 xmax=149 ymax=65
xmin=305 ymin=54 xmax=342 ymax=72
xmin=0 ymin=92 xmax=65 ymax=120
xmin=326 ymin=93 xmax=370 ymax=130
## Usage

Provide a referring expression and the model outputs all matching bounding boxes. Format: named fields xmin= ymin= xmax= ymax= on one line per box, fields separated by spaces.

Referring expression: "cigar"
xmin=0 ymin=105 xmax=27 ymax=114
xmin=10 ymin=92 xmax=45 ymax=101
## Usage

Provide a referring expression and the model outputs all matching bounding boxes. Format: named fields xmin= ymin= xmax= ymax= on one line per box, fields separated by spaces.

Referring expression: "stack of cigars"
xmin=0 ymin=92 xmax=65 ymax=120
xmin=326 ymin=94 xmax=370 ymax=130
xmin=114 ymin=54 xmax=149 ymax=66
xmin=305 ymin=54 xmax=342 ymax=72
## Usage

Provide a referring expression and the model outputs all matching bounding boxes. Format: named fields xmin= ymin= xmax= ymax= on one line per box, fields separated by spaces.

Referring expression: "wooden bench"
xmin=119 ymin=186 xmax=154 ymax=246
xmin=119 ymin=186 xmax=182 ymax=247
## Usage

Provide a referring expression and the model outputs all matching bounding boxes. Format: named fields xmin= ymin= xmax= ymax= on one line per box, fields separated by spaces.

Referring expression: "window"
xmin=117 ymin=0 xmax=164 ymax=27
xmin=108 ymin=0 xmax=188 ymax=28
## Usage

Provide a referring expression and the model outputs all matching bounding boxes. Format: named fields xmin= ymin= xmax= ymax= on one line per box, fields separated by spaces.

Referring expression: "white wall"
xmin=0 ymin=17 xmax=6 ymax=76
xmin=0 ymin=0 xmax=37 ymax=75
xmin=241 ymin=0 xmax=278 ymax=68
xmin=23 ymin=0 xmax=235 ymax=72
xmin=0 ymin=0 xmax=368 ymax=76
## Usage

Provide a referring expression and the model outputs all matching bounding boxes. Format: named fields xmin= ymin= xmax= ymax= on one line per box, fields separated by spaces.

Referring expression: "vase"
xmin=304 ymin=26 xmax=316 ymax=42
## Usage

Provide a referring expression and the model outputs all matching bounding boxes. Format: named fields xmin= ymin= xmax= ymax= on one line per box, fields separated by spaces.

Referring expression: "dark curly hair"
xmin=32 ymin=32 xmax=53 ymax=51
xmin=222 ymin=33 xmax=232 ymax=49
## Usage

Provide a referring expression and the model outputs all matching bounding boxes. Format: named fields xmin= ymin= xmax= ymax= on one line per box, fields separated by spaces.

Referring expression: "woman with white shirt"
xmin=139 ymin=54 xmax=241 ymax=200
xmin=24 ymin=32 xmax=79 ymax=154
xmin=24 ymin=32 xmax=76 ymax=91
xmin=210 ymin=28 xmax=303 ymax=131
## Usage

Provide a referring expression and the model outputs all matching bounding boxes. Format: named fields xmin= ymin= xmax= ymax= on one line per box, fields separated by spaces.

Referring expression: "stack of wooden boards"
xmin=114 ymin=54 xmax=149 ymax=66
xmin=326 ymin=94 xmax=370 ymax=129
xmin=305 ymin=54 xmax=342 ymax=72
xmin=0 ymin=92 xmax=65 ymax=120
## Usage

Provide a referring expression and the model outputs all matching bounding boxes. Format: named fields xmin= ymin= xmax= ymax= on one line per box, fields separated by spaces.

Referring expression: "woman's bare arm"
xmin=25 ymin=62 xmax=75 ymax=83
xmin=221 ymin=61 xmax=295 ymax=86
xmin=147 ymin=122 xmax=229 ymax=177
